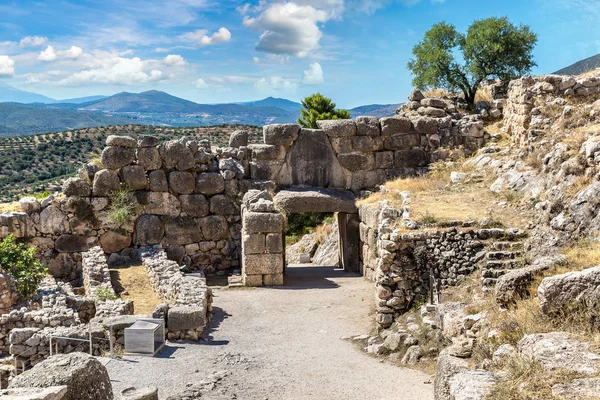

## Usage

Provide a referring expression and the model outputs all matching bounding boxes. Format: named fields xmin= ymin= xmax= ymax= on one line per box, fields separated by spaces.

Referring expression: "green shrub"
xmin=107 ymin=188 xmax=136 ymax=227
xmin=0 ymin=235 xmax=46 ymax=297
xmin=96 ymin=286 xmax=119 ymax=301
xmin=420 ymin=213 xmax=437 ymax=224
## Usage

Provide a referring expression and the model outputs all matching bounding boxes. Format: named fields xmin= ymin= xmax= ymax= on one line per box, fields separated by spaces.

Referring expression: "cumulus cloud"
xmin=19 ymin=36 xmax=48 ymax=47
xmin=253 ymin=57 xmax=260 ymax=63
xmin=243 ymin=3 xmax=328 ymax=58
xmin=163 ymin=54 xmax=186 ymax=66
xmin=57 ymin=57 xmax=163 ymax=86
xmin=38 ymin=45 xmax=83 ymax=62
xmin=179 ymin=27 xmax=232 ymax=46
xmin=255 ymin=76 xmax=297 ymax=92
xmin=0 ymin=56 xmax=15 ymax=77
xmin=303 ymin=62 xmax=323 ymax=84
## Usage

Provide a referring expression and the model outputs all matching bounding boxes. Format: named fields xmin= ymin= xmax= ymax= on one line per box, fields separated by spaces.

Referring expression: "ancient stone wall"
xmin=0 ymin=267 xmax=18 ymax=315
xmin=504 ymin=74 xmax=600 ymax=146
xmin=82 ymin=246 xmax=117 ymax=299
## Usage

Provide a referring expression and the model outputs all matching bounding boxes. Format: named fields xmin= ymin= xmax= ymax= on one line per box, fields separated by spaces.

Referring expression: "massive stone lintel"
xmin=273 ymin=187 xmax=357 ymax=214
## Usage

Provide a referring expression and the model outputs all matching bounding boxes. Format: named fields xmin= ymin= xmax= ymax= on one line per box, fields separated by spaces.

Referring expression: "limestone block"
xmin=38 ymin=206 xmax=70 ymax=234
xmin=384 ymin=133 xmax=420 ymax=151
xmin=412 ymin=117 xmax=439 ymax=134
xmin=249 ymin=161 xmax=284 ymax=180
xmin=180 ymin=194 xmax=209 ymax=217
xmin=243 ymin=274 xmax=263 ymax=287
xmin=92 ymin=170 xmax=120 ymax=196
xmin=101 ymin=146 xmax=136 ymax=169
xmin=148 ymin=170 xmax=168 ymax=192
xmin=418 ymin=106 xmax=446 ymax=118
xmin=136 ymin=147 xmax=162 ymax=171
xmin=421 ymin=98 xmax=447 ymax=109
xmin=199 ymin=215 xmax=229 ymax=239
xmin=210 ymin=195 xmax=238 ymax=215
xmin=120 ymin=165 xmax=147 ymax=191
xmin=196 ymin=173 xmax=225 ymax=195
xmin=167 ymin=306 xmax=205 ymax=331
xmin=134 ymin=215 xmax=165 ymax=245
xmin=380 ymin=116 xmax=412 ymax=136
xmin=138 ymin=192 xmax=180 ymax=216
xmin=263 ymin=273 xmax=284 ymax=286
xmin=355 ymin=116 xmax=381 ymax=137
xmin=375 ymin=151 xmax=394 ymax=169
xmin=329 ymin=137 xmax=353 ymax=154
xmin=263 ymin=124 xmax=300 ymax=146
xmin=19 ymin=197 xmax=41 ymax=214
xmin=244 ymin=253 xmax=284 ymax=275
xmin=351 ymin=136 xmax=376 ymax=153
xmin=409 ymin=89 xmax=425 ymax=101
xmin=249 ymin=144 xmax=283 ymax=161
xmin=169 ymin=171 xmax=195 ymax=195
xmin=162 ymin=216 xmax=202 ymax=245
xmin=337 ymin=153 xmax=375 ymax=172
xmin=107 ymin=135 xmax=137 ymax=148
xmin=273 ymin=187 xmax=357 ymax=214
xmin=316 ymin=120 xmax=357 ymax=138
xmin=266 ymin=233 xmax=283 ymax=253
xmin=138 ymin=135 xmax=160 ymax=147
xmin=55 ymin=234 xmax=94 ymax=253
xmin=243 ymin=212 xmax=284 ymax=234
xmin=62 ymin=178 xmax=91 ymax=197
xmin=160 ymin=140 xmax=194 ymax=171
xmin=229 ymin=130 xmax=249 ymax=147
xmin=243 ymin=233 xmax=265 ymax=255
xmin=394 ymin=149 xmax=428 ymax=168
xmin=99 ymin=231 xmax=132 ymax=254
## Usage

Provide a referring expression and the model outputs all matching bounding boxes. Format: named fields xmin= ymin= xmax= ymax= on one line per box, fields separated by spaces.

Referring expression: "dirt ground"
xmin=106 ymin=265 xmax=434 ymax=400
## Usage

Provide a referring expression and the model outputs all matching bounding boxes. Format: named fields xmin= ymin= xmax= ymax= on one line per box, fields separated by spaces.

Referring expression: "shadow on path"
xmin=269 ymin=264 xmax=362 ymax=290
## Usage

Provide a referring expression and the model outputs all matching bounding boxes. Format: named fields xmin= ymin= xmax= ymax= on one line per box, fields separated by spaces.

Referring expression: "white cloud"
xmin=179 ymin=27 xmax=232 ymax=46
xmin=194 ymin=78 xmax=209 ymax=89
xmin=255 ymin=76 xmax=297 ymax=92
xmin=295 ymin=0 xmax=345 ymax=18
xmin=38 ymin=45 xmax=83 ymax=62
xmin=0 ymin=55 xmax=15 ymax=77
xmin=303 ymin=62 xmax=323 ymax=84
xmin=253 ymin=57 xmax=261 ymax=63
xmin=19 ymin=36 xmax=48 ymax=47
xmin=350 ymin=0 xmax=443 ymax=13
xmin=243 ymin=3 xmax=328 ymax=58
xmin=38 ymin=46 xmax=57 ymax=61
xmin=163 ymin=54 xmax=186 ymax=66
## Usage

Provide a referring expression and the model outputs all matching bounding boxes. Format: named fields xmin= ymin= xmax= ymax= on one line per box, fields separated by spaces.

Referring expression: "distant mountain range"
xmin=554 ymin=53 xmax=600 ymax=76
xmin=0 ymin=83 xmax=401 ymax=136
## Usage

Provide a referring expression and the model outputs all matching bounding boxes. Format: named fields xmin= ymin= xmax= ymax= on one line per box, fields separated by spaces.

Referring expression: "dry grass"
xmin=0 ymin=201 xmax=21 ymax=213
xmin=562 ymin=240 xmax=600 ymax=271
xmin=110 ymin=264 xmax=162 ymax=315
xmin=314 ymin=223 xmax=333 ymax=245
xmin=566 ymin=174 xmax=594 ymax=198
xmin=474 ymin=86 xmax=493 ymax=104
xmin=423 ymin=88 xmax=454 ymax=98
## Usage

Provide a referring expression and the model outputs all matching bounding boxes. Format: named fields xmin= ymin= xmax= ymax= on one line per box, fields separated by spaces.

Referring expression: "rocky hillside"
xmin=554 ymin=53 xmax=600 ymax=76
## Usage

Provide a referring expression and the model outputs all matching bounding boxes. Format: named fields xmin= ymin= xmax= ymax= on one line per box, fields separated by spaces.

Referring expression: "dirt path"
xmin=106 ymin=265 xmax=434 ymax=400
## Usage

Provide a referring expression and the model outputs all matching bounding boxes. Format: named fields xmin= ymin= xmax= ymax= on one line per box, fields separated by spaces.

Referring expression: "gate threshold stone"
xmin=274 ymin=187 xmax=357 ymax=214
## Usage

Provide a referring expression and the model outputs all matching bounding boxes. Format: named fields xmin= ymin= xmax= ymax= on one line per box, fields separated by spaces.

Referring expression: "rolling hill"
xmin=349 ymin=103 xmax=402 ymax=118
xmin=554 ymin=53 xmax=600 ymax=76
xmin=0 ymin=82 xmax=56 ymax=104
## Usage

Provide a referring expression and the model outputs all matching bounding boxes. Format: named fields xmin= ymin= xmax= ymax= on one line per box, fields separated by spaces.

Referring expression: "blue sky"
xmin=0 ymin=0 xmax=598 ymax=108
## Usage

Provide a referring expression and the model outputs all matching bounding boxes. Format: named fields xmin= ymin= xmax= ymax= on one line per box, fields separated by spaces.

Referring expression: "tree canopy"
xmin=298 ymin=93 xmax=350 ymax=129
xmin=407 ymin=17 xmax=537 ymax=107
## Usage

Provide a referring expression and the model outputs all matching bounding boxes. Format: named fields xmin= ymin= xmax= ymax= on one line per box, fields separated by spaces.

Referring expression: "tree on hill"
xmin=407 ymin=17 xmax=537 ymax=108
xmin=298 ymin=93 xmax=350 ymax=129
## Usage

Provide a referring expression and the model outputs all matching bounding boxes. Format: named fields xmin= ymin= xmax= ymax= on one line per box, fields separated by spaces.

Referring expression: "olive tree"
xmin=407 ymin=17 xmax=537 ymax=107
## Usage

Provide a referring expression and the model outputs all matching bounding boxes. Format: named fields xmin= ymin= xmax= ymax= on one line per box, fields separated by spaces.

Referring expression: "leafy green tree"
xmin=298 ymin=93 xmax=350 ymax=129
xmin=0 ymin=235 xmax=46 ymax=297
xmin=407 ymin=17 xmax=537 ymax=107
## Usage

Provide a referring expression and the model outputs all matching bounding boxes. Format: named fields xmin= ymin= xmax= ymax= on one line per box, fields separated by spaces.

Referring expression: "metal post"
xmin=49 ymin=337 xmax=53 ymax=356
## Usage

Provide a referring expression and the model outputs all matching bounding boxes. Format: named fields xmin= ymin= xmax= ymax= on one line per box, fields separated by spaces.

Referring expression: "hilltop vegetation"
xmin=0 ymin=124 xmax=261 ymax=202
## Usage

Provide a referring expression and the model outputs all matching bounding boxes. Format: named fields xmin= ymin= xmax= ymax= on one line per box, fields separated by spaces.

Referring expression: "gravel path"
xmin=106 ymin=265 xmax=434 ymax=399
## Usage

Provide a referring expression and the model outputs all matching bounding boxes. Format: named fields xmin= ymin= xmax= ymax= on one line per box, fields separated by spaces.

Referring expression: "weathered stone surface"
xmin=99 ymin=231 xmax=132 ymax=253
xmin=120 ymin=165 xmax=147 ymax=190
xmin=409 ymin=89 xmax=425 ymax=102
xmin=180 ymin=194 xmax=209 ymax=217
xmin=495 ymin=260 xmax=552 ymax=305
xmin=552 ymin=378 xmax=600 ymax=399
xmin=449 ymin=371 xmax=497 ymax=400
xmin=394 ymin=149 xmax=428 ymax=168
xmin=244 ymin=212 xmax=284 ymax=233
xmin=134 ymin=215 xmax=165 ymax=245
xmin=380 ymin=116 xmax=412 ymax=136
xmin=312 ymin=220 xmax=339 ymax=267
xmin=384 ymin=133 xmax=420 ymax=150
xmin=538 ymin=266 xmax=600 ymax=314
xmin=38 ymin=206 xmax=70 ymax=234
xmin=148 ymin=170 xmax=168 ymax=192
xmin=9 ymin=352 xmax=114 ymax=400
xmin=274 ymin=187 xmax=356 ymax=214
xmin=375 ymin=151 xmax=394 ymax=169
xmin=62 ymin=178 xmax=91 ymax=197
xmin=92 ymin=169 xmax=120 ymax=196
xmin=169 ymin=171 xmax=195 ymax=195
xmin=161 ymin=140 xmax=194 ymax=171
xmin=219 ymin=158 xmax=245 ymax=180
xmin=265 ymin=233 xmax=283 ymax=253
xmin=101 ymin=146 xmax=136 ymax=169
xmin=9 ymin=328 xmax=39 ymax=345
xmin=518 ymin=332 xmax=600 ymax=374
xmin=167 ymin=306 xmax=205 ymax=331
xmin=355 ymin=116 xmax=381 ymax=137
xmin=421 ymin=98 xmax=447 ymax=109
xmin=243 ymin=233 xmax=265 ymax=255
xmin=401 ymin=345 xmax=423 ymax=364
xmin=263 ymin=124 xmax=300 ymax=146
xmin=413 ymin=116 xmax=438 ymax=134
xmin=121 ymin=386 xmax=159 ymax=400
xmin=107 ymin=135 xmax=137 ymax=148
xmin=436 ymin=302 xmax=467 ymax=339
xmin=316 ymin=120 xmax=357 ymax=138
xmin=138 ymin=135 xmax=160 ymax=147
xmin=162 ymin=217 xmax=202 ymax=245
xmin=0 ymin=386 xmax=68 ymax=399
xmin=199 ymin=215 xmax=229 ymax=239
xmin=277 ymin=129 xmax=347 ymax=188
xmin=338 ymin=153 xmax=375 ymax=172
xmin=229 ymin=130 xmax=249 ymax=147
xmin=196 ymin=173 xmax=225 ymax=195
xmin=210 ymin=195 xmax=238 ymax=215
xmin=138 ymin=192 xmax=180 ymax=216
xmin=244 ymin=253 xmax=283 ymax=274
xmin=419 ymin=106 xmax=446 ymax=117
xmin=19 ymin=197 xmax=41 ymax=214
xmin=249 ymin=144 xmax=282 ymax=161
xmin=434 ymin=349 xmax=468 ymax=400
xmin=55 ymin=235 xmax=93 ymax=253
xmin=136 ymin=147 xmax=162 ymax=170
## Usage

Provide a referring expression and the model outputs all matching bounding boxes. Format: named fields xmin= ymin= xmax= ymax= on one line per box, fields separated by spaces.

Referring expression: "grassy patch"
xmin=561 ymin=240 xmax=600 ymax=271
xmin=107 ymin=188 xmax=136 ymax=227
xmin=110 ymin=264 xmax=162 ymax=314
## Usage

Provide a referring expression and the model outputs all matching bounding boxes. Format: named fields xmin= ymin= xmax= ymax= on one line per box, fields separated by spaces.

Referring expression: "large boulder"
xmin=0 ymin=386 xmax=68 ymax=399
xmin=106 ymin=135 xmax=137 ymax=148
xmin=552 ymin=378 xmax=600 ymax=399
xmin=160 ymin=140 xmax=194 ymax=171
xmin=120 ymin=165 xmax=147 ymax=191
xmin=316 ymin=120 xmax=356 ymax=138
xmin=495 ymin=264 xmax=548 ymax=306
xmin=162 ymin=217 xmax=202 ymax=245
xmin=273 ymin=187 xmax=356 ymax=214
xmin=198 ymin=215 xmax=229 ymax=239
xmin=101 ymin=146 xmax=136 ymax=169
xmin=264 ymin=124 xmax=300 ymax=145
xmin=518 ymin=332 xmax=600 ymax=374
xmin=435 ymin=302 xmax=467 ymax=339
xmin=312 ymin=221 xmax=340 ymax=267
xmin=38 ymin=206 xmax=70 ymax=234
xmin=92 ymin=169 xmax=120 ymax=197
xmin=180 ymin=194 xmax=209 ymax=217
xmin=538 ymin=265 xmax=600 ymax=314
xmin=9 ymin=352 xmax=113 ymax=400
xmin=448 ymin=370 xmax=497 ymax=400
xmin=169 ymin=171 xmax=195 ymax=195
xmin=167 ymin=306 xmax=206 ymax=332
xmin=134 ymin=215 xmax=165 ymax=245
xmin=228 ymin=130 xmax=248 ymax=147
xmin=62 ymin=178 xmax=91 ymax=197
xmin=196 ymin=173 xmax=225 ymax=195
xmin=137 ymin=147 xmax=162 ymax=171
xmin=99 ymin=231 xmax=132 ymax=253
xmin=434 ymin=349 xmax=468 ymax=400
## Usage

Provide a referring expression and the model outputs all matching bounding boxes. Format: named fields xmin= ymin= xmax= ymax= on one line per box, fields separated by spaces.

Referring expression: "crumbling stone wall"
xmin=504 ymin=74 xmax=600 ymax=146
xmin=82 ymin=246 xmax=117 ymax=299
xmin=0 ymin=267 xmax=18 ymax=314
